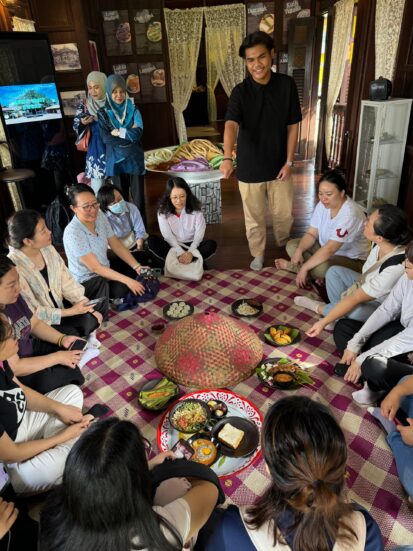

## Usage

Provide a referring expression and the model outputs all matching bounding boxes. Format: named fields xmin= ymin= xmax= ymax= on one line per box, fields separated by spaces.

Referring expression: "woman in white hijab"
xmin=73 ymin=71 xmax=107 ymax=194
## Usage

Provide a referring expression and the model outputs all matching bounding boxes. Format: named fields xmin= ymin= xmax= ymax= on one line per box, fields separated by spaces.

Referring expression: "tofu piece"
xmin=218 ymin=423 xmax=245 ymax=449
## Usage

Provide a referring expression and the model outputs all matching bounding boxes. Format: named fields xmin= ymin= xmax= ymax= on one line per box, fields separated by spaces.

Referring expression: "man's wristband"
xmin=132 ymin=264 xmax=140 ymax=271
xmin=223 ymin=157 xmax=233 ymax=162
xmin=286 ymin=160 xmax=294 ymax=167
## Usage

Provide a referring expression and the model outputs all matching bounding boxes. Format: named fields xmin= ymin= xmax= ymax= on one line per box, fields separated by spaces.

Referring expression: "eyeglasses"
xmin=76 ymin=202 xmax=100 ymax=211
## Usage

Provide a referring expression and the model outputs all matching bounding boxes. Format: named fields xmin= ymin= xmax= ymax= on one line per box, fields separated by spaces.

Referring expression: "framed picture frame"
xmin=51 ymin=43 xmax=81 ymax=72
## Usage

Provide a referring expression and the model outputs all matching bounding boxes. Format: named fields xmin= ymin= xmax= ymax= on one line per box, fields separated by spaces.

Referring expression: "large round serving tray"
xmin=144 ymin=146 xmax=222 ymax=181
xmin=157 ymin=389 xmax=263 ymax=478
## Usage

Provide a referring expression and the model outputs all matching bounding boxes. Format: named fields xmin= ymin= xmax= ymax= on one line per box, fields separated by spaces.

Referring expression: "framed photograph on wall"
xmin=113 ymin=63 xmax=141 ymax=99
xmin=60 ymin=90 xmax=86 ymax=117
xmin=134 ymin=9 xmax=162 ymax=55
xmin=102 ymin=10 xmax=132 ymax=56
xmin=88 ymin=40 xmax=100 ymax=71
xmin=247 ymin=3 xmax=275 ymax=37
xmin=51 ymin=43 xmax=81 ymax=72
xmin=138 ymin=62 xmax=167 ymax=103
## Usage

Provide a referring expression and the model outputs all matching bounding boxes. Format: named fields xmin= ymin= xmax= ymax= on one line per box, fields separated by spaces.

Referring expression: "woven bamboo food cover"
xmin=154 ymin=312 xmax=263 ymax=388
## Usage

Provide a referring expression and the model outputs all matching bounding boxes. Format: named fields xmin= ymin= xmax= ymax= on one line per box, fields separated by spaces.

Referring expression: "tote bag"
xmin=164 ymin=247 xmax=204 ymax=281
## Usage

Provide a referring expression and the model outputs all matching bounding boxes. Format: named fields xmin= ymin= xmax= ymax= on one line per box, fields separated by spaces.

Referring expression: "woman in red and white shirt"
xmin=148 ymin=177 xmax=217 ymax=265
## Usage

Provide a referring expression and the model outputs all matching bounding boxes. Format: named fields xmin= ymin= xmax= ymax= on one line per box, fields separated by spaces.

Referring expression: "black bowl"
xmin=168 ymin=399 xmax=211 ymax=434
xmin=163 ymin=301 xmax=194 ymax=321
xmin=211 ymin=416 xmax=260 ymax=458
xmin=231 ymin=298 xmax=263 ymax=318
xmin=271 ymin=370 xmax=298 ymax=389
xmin=206 ymin=399 xmax=228 ymax=419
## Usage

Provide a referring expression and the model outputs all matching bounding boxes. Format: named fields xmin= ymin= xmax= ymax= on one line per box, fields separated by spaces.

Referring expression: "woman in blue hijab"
xmin=98 ymin=75 xmax=146 ymax=224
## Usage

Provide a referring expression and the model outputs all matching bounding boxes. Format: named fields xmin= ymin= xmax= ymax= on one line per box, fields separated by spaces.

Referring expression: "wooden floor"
xmin=144 ymin=164 xmax=318 ymax=270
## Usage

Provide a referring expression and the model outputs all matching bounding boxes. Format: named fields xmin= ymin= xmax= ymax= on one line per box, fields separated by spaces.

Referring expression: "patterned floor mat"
xmin=82 ymin=268 xmax=413 ymax=549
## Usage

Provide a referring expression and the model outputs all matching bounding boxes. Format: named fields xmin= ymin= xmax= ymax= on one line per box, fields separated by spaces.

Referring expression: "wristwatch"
xmin=286 ymin=160 xmax=294 ymax=167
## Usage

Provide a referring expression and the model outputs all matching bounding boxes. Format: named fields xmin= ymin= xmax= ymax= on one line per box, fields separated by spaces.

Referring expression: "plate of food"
xmin=163 ymin=301 xmax=194 ymax=321
xmin=168 ymin=399 xmax=210 ymax=433
xmin=158 ymin=389 xmax=263 ymax=477
xmin=207 ymin=399 xmax=228 ymax=419
xmin=231 ymin=298 xmax=263 ymax=318
xmin=188 ymin=435 xmax=218 ymax=466
xmin=256 ymin=357 xmax=313 ymax=390
xmin=211 ymin=416 xmax=259 ymax=458
xmin=126 ymin=74 xmax=140 ymax=94
xmin=138 ymin=377 xmax=179 ymax=411
xmin=264 ymin=325 xmax=300 ymax=346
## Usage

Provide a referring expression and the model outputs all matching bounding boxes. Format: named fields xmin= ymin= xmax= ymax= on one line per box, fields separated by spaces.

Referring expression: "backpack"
xmin=45 ymin=194 xmax=73 ymax=247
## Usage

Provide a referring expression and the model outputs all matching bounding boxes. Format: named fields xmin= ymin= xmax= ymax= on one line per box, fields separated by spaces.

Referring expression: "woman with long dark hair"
xmin=148 ymin=177 xmax=217 ymax=264
xmin=0 ymin=255 xmax=85 ymax=394
xmin=275 ymin=169 xmax=369 ymax=287
xmin=7 ymin=209 xmax=103 ymax=342
xmin=335 ymin=240 xmax=413 ymax=406
xmin=203 ymin=396 xmax=382 ymax=551
xmin=40 ymin=417 xmax=218 ymax=551
xmin=299 ymin=204 xmax=410 ymax=336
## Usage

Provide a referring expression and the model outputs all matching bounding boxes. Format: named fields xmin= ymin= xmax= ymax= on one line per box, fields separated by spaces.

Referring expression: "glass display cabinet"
xmin=353 ymin=98 xmax=412 ymax=212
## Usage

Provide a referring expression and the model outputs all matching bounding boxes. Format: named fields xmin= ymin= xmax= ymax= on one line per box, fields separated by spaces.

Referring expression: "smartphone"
xmin=0 ymin=463 xmax=10 ymax=495
xmin=171 ymin=439 xmax=194 ymax=460
xmin=334 ymin=362 xmax=349 ymax=377
xmin=69 ymin=339 xmax=87 ymax=351
xmin=86 ymin=297 xmax=105 ymax=306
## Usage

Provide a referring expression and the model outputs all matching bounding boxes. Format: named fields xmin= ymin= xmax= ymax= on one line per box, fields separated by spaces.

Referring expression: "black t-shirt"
xmin=0 ymin=362 xmax=26 ymax=441
xmin=225 ymin=72 xmax=302 ymax=183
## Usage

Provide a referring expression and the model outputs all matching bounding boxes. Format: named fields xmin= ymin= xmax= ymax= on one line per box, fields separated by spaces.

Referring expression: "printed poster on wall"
xmin=134 ymin=9 xmax=162 ymax=55
xmin=102 ymin=10 xmax=132 ymax=56
xmin=138 ymin=62 xmax=167 ymax=103
xmin=247 ymin=3 xmax=275 ymax=37
xmin=283 ymin=0 xmax=311 ymax=44
xmin=113 ymin=63 xmax=142 ymax=100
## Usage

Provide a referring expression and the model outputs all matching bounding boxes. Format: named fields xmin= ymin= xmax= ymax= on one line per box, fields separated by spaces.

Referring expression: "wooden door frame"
xmin=340 ymin=0 xmax=376 ymax=192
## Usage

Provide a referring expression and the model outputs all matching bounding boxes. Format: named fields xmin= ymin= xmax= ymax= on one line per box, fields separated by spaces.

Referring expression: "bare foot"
xmin=274 ymin=258 xmax=290 ymax=270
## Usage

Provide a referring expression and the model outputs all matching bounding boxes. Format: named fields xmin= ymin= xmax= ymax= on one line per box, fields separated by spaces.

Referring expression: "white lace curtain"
xmin=164 ymin=7 xmax=203 ymax=143
xmin=325 ymin=0 xmax=354 ymax=157
xmin=375 ymin=0 xmax=406 ymax=81
xmin=204 ymin=4 xmax=246 ymax=122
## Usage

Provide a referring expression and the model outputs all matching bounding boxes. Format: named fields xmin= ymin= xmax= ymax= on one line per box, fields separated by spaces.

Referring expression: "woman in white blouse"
xmin=275 ymin=169 xmax=369 ymax=288
xmin=148 ymin=177 xmax=217 ymax=265
xmin=334 ymin=240 xmax=413 ymax=406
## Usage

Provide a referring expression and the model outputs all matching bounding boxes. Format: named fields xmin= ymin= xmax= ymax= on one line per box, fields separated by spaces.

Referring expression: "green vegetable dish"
xmin=138 ymin=377 xmax=179 ymax=410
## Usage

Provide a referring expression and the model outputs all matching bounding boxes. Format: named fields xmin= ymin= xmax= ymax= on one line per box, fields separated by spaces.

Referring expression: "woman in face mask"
xmin=97 ymin=183 xmax=147 ymax=266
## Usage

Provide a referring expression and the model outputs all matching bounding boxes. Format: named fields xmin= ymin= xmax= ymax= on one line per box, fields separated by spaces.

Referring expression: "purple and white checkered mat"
xmin=82 ymin=268 xmax=413 ymax=549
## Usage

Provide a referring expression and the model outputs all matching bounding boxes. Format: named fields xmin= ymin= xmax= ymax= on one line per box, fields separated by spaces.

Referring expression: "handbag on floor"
xmin=164 ymin=247 xmax=204 ymax=281
xmin=118 ymin=274 xmax=160 ymax=311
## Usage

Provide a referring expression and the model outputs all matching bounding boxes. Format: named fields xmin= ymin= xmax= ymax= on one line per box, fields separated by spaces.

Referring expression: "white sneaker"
xmin=250 ymin=256 xmax=264 ymax=271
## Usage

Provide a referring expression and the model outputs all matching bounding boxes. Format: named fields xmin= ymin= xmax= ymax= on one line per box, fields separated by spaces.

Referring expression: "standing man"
xmin=221 ymin=31 xmax=302 ymax=271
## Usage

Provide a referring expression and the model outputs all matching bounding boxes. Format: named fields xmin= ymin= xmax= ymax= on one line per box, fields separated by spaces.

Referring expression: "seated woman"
xmin=97 ymin=183 xmax=147 ymax=265
xmin=368 ymin=374 xmax=413 ymax=504
xmin=0 ymin=256 xmax=85 ymax=395
xmin=202 ymin=395 xmax=382 ymax=551
xmin=334 ymin=240 xmax=413 ymax=406
xmin=148 ymin=177 xmax=217 ymax=265
xmin=7 ymin=209 xmax=104 ymax=342
xmin=0 ymin=315 xmax=93 ymax=495
xmin=299 ymin=205 xmax=409 ymax=337
xmin=40 ymin=417 xmax=219 ymax=550
xmin=63 ymin=184 xmax=145 ymax=306
xmin=275 ymin=169 xmax=369 ymax=288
